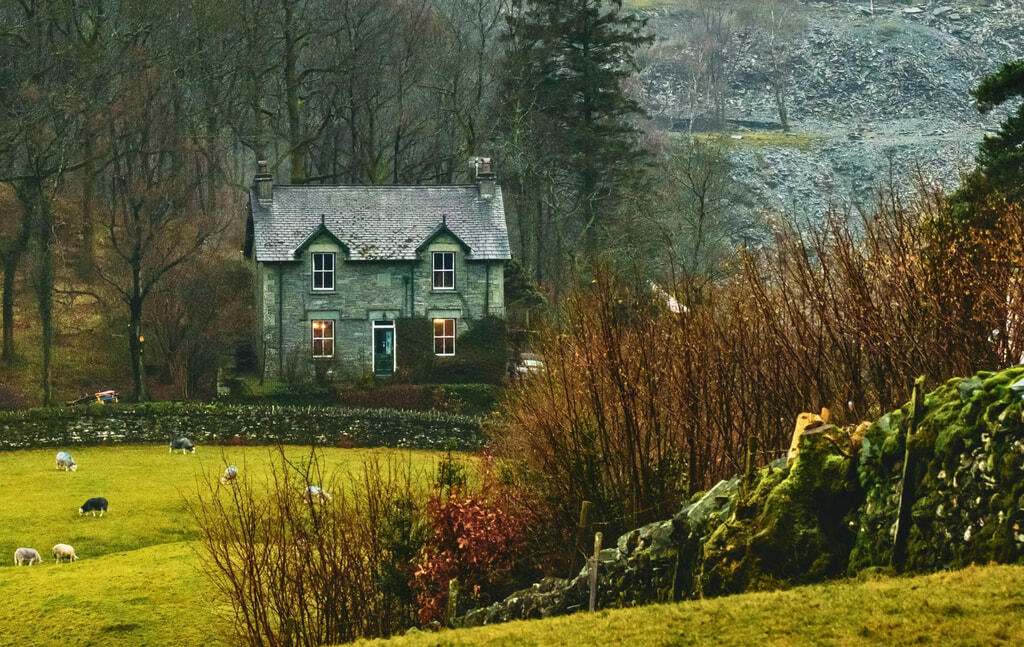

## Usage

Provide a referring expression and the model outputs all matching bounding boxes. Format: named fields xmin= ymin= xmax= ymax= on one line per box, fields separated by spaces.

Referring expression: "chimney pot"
xmin=475 ymin=157 xmax=496 ymax=201
xmin=255 ymin=161 xmax=273 ymax=201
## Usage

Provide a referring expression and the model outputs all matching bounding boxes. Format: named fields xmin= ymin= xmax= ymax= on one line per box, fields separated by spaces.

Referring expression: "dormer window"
xmin=433 ymin=252 xmax=454 ymax=290
xmin=312 ymin=252 xmax=335 ymax=291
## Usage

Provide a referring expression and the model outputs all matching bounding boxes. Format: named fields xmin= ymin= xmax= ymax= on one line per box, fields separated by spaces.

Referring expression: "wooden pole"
xmin=892 ymin=376 xmax=925 ymax=572
xmin=572 ymin=500 xmax=593 ymax=577
xmin=447 ymin=577 xmax=459 ymax=627
xmin=743 ymin=435 xmax=758 ymax=496
xmin=589 ymin=531 xmax=603 ymax=612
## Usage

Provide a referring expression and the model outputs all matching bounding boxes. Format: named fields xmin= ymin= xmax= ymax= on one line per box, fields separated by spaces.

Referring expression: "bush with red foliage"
xmin=413 ymin=488 xmax=530 ymax=625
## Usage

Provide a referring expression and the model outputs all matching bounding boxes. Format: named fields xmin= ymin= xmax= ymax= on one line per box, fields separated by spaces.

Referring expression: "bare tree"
xmin=93 ymin=58 xmax=228 ymax=401
xmin=738 ymin=0 xmax=804 ymax=130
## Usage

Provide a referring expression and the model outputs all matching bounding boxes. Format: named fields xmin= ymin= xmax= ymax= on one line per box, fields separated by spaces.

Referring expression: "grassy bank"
xmin=355 ymin=564 xmax=1024 ymax=647
xmin=0 ymin=445 xmax=452 ymax=646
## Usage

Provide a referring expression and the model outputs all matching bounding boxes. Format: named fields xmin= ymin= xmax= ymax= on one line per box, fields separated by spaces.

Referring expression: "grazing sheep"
xmin=55 ymin=451 xmax=77 ymax=472
xmin=220 ymin=465 xmax=239 ymax=485
xmin=52 ymin=544 xmax=78 ymax=563
xmin=169 ymin=437 xmax=195 ymax=454
xmin=304 ymin=485 xmax=332 ymax=503
xmin=79 ymin=497 xmax=108 ymax=517
xmin=14 ymin=548 xmax=42 ymax=566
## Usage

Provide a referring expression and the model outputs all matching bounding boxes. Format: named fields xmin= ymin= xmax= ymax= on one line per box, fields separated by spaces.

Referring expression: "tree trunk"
xmin=284 ymin=0 xmax=305 ymax=184
xmin=1 ymin=222 xmax=30 ymax=363
xmin=129 ymin=292 xmax=148 ymax=402
xmin=30 ymin=184 xmax=55 ymax=406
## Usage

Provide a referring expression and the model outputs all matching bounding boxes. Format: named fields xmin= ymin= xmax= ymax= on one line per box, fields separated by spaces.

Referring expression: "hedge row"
xmin=0 ymin=402 xmax=484 ymax=451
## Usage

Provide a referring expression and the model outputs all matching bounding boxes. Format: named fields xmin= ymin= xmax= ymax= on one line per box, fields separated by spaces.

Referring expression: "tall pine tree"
xmin=501 ymin=0 xmax=651 ymax=280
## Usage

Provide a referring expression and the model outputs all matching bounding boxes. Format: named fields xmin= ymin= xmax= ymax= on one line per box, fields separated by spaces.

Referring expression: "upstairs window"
xmin=433 ymin=318 xmax=455 ymax=356
xmin=312 ymin=252 xmax=335 ymax=291
xmin=312 ymin=320 xmax=334 ymax=358
xmin=432 ymin=252 xmax=455 ymax=290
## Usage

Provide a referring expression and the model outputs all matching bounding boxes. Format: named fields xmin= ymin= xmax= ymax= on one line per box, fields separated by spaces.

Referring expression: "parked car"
xmin=514 ymin=353 xmax=546 ymax=378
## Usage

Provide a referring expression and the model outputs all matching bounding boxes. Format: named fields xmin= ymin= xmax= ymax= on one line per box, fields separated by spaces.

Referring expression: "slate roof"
xmin=249 ymin=184 xmax=510 ymax=263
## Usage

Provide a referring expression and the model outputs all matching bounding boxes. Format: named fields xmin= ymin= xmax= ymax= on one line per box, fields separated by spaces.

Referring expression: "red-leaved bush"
xmin=414 ymin=490 xmax=529 ymax=625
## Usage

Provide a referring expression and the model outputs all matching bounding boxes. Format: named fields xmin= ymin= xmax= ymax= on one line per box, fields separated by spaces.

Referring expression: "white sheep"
xmin=14 ymin=547 xmax=42 ymax=566
xmin=55 ymin=451 xmax=77 ymax=472
xmin=52 ymin=543 xmax=78 ymax=563
xmin=220 ymin=465 xmax=239 ymax=485
xmin=304 ymin=485 xmax=332 ymax=503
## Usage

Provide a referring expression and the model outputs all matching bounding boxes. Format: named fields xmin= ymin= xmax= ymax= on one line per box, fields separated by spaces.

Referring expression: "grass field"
xmin=0 ymin=445 xmax=450 ymax=647
xmin=355 ymin=564 xmax=1024 ymax=647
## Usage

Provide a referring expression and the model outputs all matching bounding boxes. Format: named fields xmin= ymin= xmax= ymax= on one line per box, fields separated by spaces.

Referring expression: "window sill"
xmin=430 ymin=289 xmax=458 ymax=294
xmin=311 ymin=291 xmax=338 ymax=295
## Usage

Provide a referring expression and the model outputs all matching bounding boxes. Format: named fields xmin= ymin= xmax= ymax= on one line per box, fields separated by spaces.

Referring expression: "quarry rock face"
xmin=636 ymin=1 xmax=1024 ymax=229
xmin=460 ymin=365 xmax=1024 ymax=627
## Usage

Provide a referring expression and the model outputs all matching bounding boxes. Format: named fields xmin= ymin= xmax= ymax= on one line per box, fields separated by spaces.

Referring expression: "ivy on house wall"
xmin=396 ymin=316 xmax=507 ymax=385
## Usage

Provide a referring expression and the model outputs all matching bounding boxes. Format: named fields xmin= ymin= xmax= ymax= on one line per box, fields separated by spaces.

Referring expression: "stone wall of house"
xmin=258 ymin=232 xmax=504 ymax=381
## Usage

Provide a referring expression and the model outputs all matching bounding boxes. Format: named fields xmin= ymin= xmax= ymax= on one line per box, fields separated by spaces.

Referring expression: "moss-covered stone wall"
xmin=461 ymin=366 xmax=1024 ymax=627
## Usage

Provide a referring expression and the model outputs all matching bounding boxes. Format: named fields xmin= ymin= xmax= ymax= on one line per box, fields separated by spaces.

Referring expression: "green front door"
xmin=373 ymin=322 xmax=395 ymax=378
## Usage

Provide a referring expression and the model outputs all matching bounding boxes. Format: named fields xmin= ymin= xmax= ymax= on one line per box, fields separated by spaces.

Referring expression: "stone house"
xmin=244 ymin=159 xmax=510 ymax=382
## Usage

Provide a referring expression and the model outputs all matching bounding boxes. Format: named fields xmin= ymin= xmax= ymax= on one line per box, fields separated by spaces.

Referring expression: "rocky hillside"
xmin=638 ymin=0 xmax=1024 ymax=223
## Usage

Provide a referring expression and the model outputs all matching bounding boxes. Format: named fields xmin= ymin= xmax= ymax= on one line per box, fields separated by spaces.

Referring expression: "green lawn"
xmin=0 ymin=444 xmax=449 ymax=646
xmin=353 ymin=564 xmax=1024 ymax=647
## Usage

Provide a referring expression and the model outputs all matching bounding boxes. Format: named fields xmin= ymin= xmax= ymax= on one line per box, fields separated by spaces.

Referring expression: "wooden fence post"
xmin=892 ymin=376 xmax=925 ymax=572
xmin=589 ymin=531 xmax=603 ymax=612
xmin=572 ymin=500 xmax=593 ymax=577
xmin=447 ymin=577 xmax=459 ymax=627
xmin=743 ymin=435 xmax=759 ymax=496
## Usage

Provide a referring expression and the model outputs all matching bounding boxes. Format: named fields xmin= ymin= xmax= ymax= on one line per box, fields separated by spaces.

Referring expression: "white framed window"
xmin=312 ymin=252 xmax=335 ymax=291
xmin=433 ymin=318 xmax=455 ymax=356
xmin=312 ymin=320 xmax=334 ymax=358
xmin=432 ymin=251 xmax=455 ymax=290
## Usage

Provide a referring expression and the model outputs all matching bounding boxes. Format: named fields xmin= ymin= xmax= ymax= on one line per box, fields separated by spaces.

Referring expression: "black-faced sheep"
xmin=52 ymin=544 xmax=78 ymax=563
xmin=169 ymin=437 xmax=195 ymax=454
xmin=14 ymin=547 xmax=42 ymax=566
xmin=220 ymin=465 xmax=239 ymax=485
xmin=55 ymin=451 xmax=77 ymax=472
xmin=79 ymin=497 xmax=108 ymax=517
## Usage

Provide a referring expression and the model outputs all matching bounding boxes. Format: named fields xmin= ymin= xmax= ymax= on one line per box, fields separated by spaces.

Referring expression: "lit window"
xmin=312 ymin=320 xmax=334 ymax=358
xmin=433 ymin=318 xmax=455 ymax=356
xmin=432 ymin=252 xmax=454 ymax=290
xmin=312 ymin=252 xmax=334 ymax=291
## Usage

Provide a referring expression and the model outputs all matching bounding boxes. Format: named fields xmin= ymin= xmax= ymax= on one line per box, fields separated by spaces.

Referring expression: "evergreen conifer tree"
xmin=972 ymin=59 xmax=1024 ymax=201
xmin=502 ymin=0 xmax=652 ymax=261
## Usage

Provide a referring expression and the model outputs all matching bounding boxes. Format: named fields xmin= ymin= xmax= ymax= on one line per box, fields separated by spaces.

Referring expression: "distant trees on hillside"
xmin=972 ymin=59 xmax=1024 ymax=201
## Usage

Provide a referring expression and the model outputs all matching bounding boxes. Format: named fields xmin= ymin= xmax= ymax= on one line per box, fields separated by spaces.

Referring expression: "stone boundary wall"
xmin=0 ymin=403 xmax=483 ymax=451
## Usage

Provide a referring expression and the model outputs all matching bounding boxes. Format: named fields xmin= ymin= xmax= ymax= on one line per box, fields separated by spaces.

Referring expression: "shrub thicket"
xmin=496 ymin=181 xmax=1024 ymax=549
xmin=190 ymin=449 xmax=428 ymax=644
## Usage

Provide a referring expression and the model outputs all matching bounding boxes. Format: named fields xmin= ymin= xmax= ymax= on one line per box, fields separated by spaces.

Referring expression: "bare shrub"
xmin=496 ymin=179 xmax=1024 ymax=548
xmin=189 ymin=448 xmax=426 ymax=645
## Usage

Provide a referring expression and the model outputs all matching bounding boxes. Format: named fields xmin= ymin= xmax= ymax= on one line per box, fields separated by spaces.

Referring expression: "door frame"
xmin=371 ymin=320 xmax=396 ymax=376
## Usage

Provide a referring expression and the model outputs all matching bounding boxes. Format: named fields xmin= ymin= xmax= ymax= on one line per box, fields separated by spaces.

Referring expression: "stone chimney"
xmin=254 ymin=160 xmax=273 ymax=202
xmin=475 ymin=157 xmax=495 ymax=201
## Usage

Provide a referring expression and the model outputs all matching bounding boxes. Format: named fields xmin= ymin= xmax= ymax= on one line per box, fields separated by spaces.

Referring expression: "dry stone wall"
xmin=461 ymin=366 xmax=1024 ymax=627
